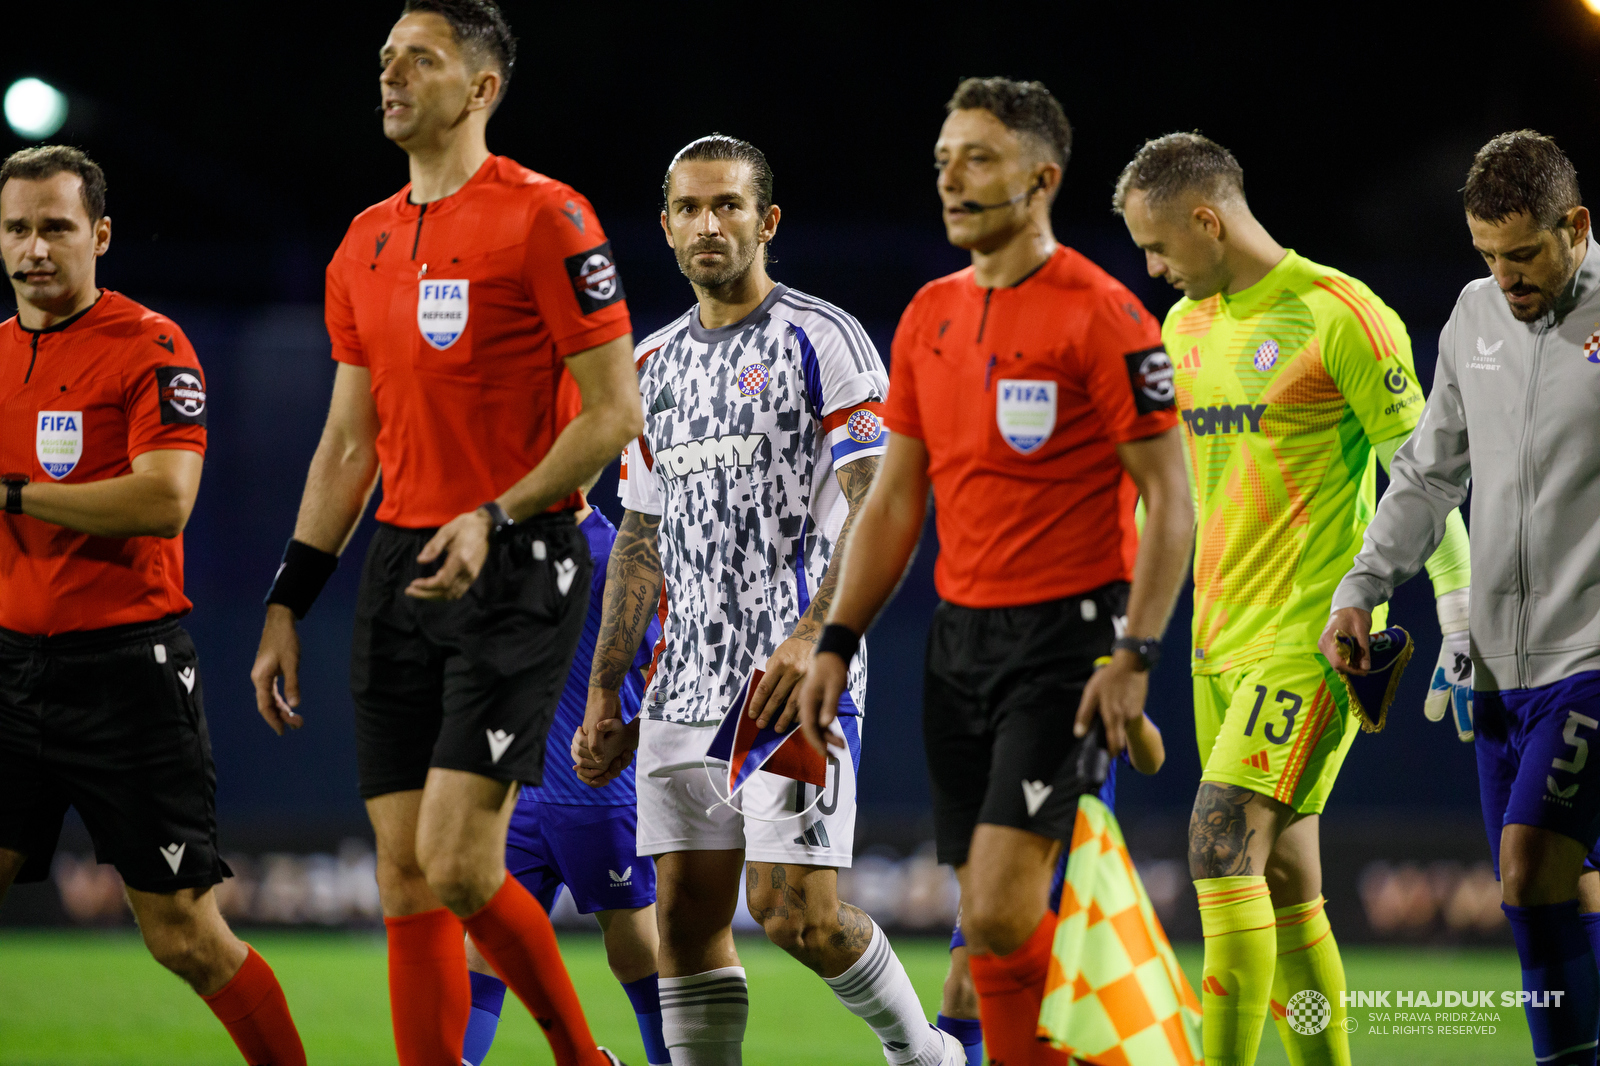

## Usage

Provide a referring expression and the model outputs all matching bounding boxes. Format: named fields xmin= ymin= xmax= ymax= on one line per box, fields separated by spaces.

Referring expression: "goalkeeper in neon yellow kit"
xmin=1115 ymin=133 xmax=1473 ymax=1066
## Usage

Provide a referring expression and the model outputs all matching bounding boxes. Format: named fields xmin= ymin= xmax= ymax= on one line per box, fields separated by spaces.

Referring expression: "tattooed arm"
xmin=749 ymin=455 xmax=881 ymax=729
xmin=791 ymin=455 xmax=880 ymax=645
xmin=574 ymin=508 xmax=663 ymax=786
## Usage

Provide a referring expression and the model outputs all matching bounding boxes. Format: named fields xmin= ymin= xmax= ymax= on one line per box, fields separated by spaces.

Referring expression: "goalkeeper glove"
xmin=1425 ymin=587 xmax=1473 ymax=742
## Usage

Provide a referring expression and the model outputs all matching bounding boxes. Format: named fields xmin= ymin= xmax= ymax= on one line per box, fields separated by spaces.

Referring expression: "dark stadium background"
xmin=6 ymin=0 xmax=1600 ymax=939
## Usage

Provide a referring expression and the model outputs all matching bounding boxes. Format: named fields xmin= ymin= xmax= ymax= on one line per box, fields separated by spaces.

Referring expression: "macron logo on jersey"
xmin=655 ymin=432 xmax=766 ymax=479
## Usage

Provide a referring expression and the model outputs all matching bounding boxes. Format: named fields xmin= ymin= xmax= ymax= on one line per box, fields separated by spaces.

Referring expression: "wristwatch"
xmin=1113 ymin=635 xmax=1162 ymax=672
xmin=478 ymin=500 xmax=515 ymax=542
xmin=2 ymin=474 xmax=27 ymax=516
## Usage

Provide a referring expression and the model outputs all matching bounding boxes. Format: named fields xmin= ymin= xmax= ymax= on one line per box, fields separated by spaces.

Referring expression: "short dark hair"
xmin=400 ymin=0 xmax=517 ymax=109
xmin=662 ymin=134 xmax=775 ymax=216
xmin=945 ymin=77 xmax=1072 ymax=169
xmin=1463 ymin=130 xmax=1582 ymax=230
xmin=1112 ymin=132 xmax=1245 ymax=215
xmin=0 ymin=145 xmax=107 ymax=222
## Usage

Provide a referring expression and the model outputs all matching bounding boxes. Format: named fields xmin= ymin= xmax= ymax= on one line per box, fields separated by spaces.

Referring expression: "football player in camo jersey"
xmin=575 ymin=135 xmax=964 ymax=1066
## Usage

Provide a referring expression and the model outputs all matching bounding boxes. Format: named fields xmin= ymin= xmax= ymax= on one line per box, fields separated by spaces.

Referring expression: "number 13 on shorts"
xmin=1194 ymin=654 xmax=1361 ymax=815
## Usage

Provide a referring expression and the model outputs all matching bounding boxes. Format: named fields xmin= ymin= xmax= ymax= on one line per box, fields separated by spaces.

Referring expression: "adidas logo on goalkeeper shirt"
xmin=1242 ymin=751 xmax=1270 ymax=772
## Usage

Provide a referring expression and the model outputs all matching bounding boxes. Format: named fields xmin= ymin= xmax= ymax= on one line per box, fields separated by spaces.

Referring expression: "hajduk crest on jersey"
xmin=1253 ymin=339 xmax=1279 ymax=371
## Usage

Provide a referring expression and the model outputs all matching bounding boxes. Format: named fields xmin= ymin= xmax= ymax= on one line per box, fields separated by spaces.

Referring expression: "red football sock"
xmin=968 ymin=912 xmax=1069 ymax=1066
xmin=201 ymin=945 xmax=307 ymax=1066
xmin=385 ymin=907 xmax=471 ymax=1066
xmin=462 ymin=874 xmax=604 ymax=1066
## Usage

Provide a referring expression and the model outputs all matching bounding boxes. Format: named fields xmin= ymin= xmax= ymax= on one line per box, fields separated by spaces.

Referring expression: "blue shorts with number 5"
xmin=1476 ymin=670 xmax=1600 ymax=878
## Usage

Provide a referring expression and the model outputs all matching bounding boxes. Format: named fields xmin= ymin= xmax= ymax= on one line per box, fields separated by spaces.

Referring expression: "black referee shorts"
xmin=351 ymin=515 xmax=593 ymax=799
xmin=923 ymin=583 xmax=1126 ymax=867
xmin=0 ymin=618 xmax=230 ymax=894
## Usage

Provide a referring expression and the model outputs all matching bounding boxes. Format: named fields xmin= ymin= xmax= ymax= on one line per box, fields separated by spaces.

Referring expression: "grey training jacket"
xmin=1334 ymin=235 xmax=1600 ymax=693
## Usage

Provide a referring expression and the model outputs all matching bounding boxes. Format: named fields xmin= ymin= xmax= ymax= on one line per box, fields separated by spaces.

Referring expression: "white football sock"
xmin=824 ymin=922 xmax=944 ymax=1065
xmin=658 ymin=966 xmax=748 ymax=1066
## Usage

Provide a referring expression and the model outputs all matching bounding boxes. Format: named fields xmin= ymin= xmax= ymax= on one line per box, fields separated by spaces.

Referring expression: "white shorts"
xmin=635 ymin=715 xmax=860 ymax=868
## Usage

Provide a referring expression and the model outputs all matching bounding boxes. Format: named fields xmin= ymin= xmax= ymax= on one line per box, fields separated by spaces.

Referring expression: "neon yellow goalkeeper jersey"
xmin=1163 ymin=250 xmax=1425 ymax=675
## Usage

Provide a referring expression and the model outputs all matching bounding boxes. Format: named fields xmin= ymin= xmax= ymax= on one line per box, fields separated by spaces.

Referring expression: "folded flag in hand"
xmin=1334 ymin=625 xmax=1414 ymax=734
xmin=704 ymin=669 xmax=854 ymax=799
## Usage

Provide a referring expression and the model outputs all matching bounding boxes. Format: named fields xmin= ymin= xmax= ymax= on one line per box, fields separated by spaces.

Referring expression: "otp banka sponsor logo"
xmin=1182 ymin=403 xmax=1266 ymax=437
xmin=36 ymin=411 xmax=83 ymax=479
xmin=417 ymin=280 xmax=469 ymax=350
xmin=656 ymin=432 xmax=766 ymax=479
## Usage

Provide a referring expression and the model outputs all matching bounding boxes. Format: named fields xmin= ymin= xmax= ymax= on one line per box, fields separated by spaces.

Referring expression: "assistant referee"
xmin=0 ymin=147 xmax=306 ymax=1065
xmin=248 ymin=4 xmax=641 ymax=1066
xmin=797 ymin=78 xmax=1195 ymax=1065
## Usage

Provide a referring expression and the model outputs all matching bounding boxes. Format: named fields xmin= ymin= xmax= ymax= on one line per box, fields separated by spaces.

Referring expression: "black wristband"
xmin=2 ymin=475 xmax=26 ymax=516
xmin=816 ymin=623 xmax=861 ymax=664
xmin=264 ymin=538 xmax=339 ymax=620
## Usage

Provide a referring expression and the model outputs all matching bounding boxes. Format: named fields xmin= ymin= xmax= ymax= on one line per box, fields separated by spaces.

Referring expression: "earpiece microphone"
xmin=11 ymin=271 xmax=27 ymax=282
xmin=959 ymin=177 xmax=1047 ymax=214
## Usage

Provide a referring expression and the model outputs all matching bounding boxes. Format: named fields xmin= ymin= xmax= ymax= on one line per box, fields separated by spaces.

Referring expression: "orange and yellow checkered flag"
xmin=1038 ymin=795 xmax=1203 ymax=1065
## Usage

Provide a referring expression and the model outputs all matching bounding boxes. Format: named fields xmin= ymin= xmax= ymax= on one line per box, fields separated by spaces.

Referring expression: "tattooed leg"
xmin=1187 ymin=782 xmax=1288 ymax=879
xmin=746 ymin=862 xmax=872 ymax=977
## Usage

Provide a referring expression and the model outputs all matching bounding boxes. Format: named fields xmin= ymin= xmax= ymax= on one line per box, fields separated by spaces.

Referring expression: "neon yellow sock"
xmin=1270 ymin=896 xmax=1350 ymax=1066
xmin=1197 ymin=876 xmax=1275 ymax=1066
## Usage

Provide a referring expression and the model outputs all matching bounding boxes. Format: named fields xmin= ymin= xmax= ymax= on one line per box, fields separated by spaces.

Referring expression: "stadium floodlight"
xmin=1587 ymin=0 xmax=1600 ymax=14
xmin=4 ymin=78 xmax=68 ymax=141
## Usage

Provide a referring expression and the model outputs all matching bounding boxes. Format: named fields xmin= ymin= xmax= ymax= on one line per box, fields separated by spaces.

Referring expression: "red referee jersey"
xmin=326 ymin=154 xmax=632 ymax=528
xmin=0 ymin=291 xmax=207 ymax=635
xmin=884 ymin=246 xmax=1177 ymax=608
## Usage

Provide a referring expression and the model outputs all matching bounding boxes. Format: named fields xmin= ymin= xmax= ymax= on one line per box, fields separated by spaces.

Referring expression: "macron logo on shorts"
xmin=159 ymin=842 xmax=186 ymax=875
xmin=1022 ymin=780 xmax=1053 ymax=817
xmin=178 ymin=667 xmax=196 ymax=693
xmin=555 ymin=558 xmax=577 ymax=596
xmin=487 ymin=729 xmax=514 ymax=764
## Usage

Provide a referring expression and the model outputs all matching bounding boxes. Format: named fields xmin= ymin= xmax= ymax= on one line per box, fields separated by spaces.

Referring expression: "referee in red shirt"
xmin=249 ymin=4 xmax=641 ymax=1065
xmin=0 ymin=147 xmax=306 ymax=1065
xmin=798 ymin=79 xmax=1194 ymax=1064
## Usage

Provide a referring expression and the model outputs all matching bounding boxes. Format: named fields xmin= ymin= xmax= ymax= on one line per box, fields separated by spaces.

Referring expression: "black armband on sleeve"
xmin=816 ymin=623 xmax=862 ymax=665
xmin=264 ymin=538 xmax=340 ymax=619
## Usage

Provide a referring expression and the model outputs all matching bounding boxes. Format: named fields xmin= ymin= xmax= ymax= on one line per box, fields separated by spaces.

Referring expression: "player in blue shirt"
xmin=935 ymin=713 xmax=1165 ymax=1066
xmin=462 ymin=495 xmax=668 ymax=1066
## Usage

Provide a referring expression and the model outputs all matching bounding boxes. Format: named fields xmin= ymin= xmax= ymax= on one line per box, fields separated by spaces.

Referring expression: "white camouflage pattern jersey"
xmin=620 ymin=284 xmax=888 ymax=725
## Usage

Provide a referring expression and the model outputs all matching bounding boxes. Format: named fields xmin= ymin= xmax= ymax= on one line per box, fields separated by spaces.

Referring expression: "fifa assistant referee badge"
xmin=264 ymin=539 xmax=339 ymax=619
xmin=2 ymin=474 xmax=27 ymax=515
xmin=478 ymin=500 xmax=515 ymax=542
xmin=817 ymin=623 xmax=862 ymax=665
xmin=1112 ymin=636 xmax=1162 ymax=672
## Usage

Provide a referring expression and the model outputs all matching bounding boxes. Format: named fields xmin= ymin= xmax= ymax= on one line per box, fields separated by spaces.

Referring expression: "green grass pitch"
xmin=0 ymin=930 xmax=1530 ymax=1064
